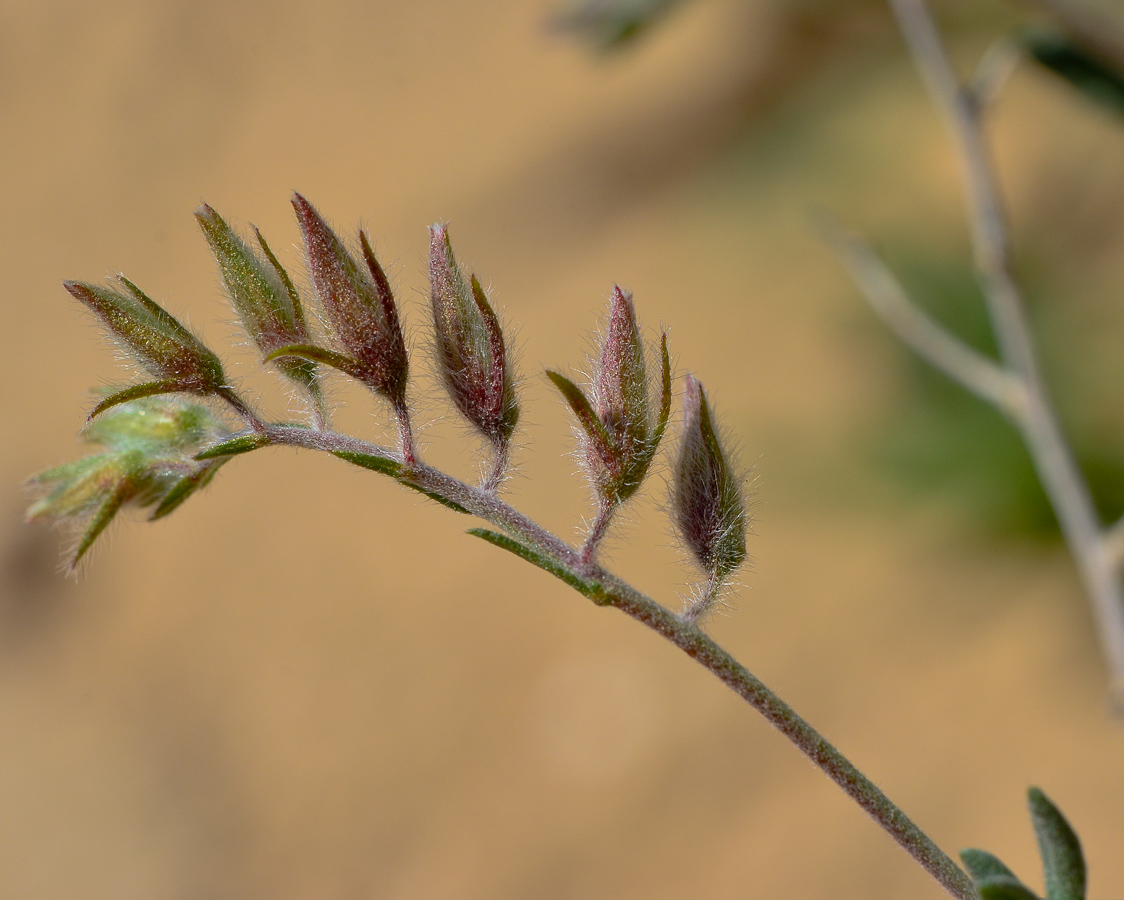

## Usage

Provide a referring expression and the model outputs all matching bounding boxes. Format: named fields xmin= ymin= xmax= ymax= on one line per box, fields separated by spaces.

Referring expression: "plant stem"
xmin=581 ymin=500 xmax=615 ymax=564
xmin=258 ymin=421 xmax=975 ymax=900
xmin=887 ymin=0 xmax=1124 ymax=707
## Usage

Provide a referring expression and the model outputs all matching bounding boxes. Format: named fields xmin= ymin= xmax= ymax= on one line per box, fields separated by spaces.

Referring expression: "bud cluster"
xmin=31 ymin=196 xmax=749 ymax=613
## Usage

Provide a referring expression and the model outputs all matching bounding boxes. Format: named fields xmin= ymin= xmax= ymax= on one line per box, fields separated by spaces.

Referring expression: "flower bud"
xmin=195 ymin=203 xmax=317 ymax=393
xmin=548 ymin=286 xmax=670 ymax=505
xmin=64 ymin=278 xmax=227 ymax=418
xmin=672 ymin=376 xmax=746 ymax=580
xmin=287 ymin=194 xmax=409 ymax=404
xmin=428 ymin=224 xmax=518 ymax=445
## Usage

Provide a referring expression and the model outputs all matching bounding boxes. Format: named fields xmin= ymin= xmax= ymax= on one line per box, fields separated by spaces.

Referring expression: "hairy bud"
xmin=428 ymin=224 xmax=518 ymax=446
xmin=672 ymin=376 xmax=746 ymax=581
xmin=195 ymin=203 xmax=317 ymax=394
xmin=548 ymin=286 xmax=670 ymax=505
xmin=283 ymin=194 xmax=410 ymax=405
xmin=64 ymin=278 xmax=227 ymax=419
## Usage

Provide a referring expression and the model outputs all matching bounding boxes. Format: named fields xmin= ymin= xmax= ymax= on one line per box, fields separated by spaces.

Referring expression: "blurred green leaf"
xmin=961 ymin=848 xmax=1040 ymax=900
xmin=1024 ymin=29 xmax=1124 ymax=117
xmin=1029 ymin=788 xmax=1086 ymax=900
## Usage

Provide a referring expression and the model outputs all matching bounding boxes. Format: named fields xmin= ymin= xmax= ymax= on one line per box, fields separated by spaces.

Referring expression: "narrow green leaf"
xmin=255 ymin=226 xmax=309 ymax=336
xmin=70 ymin=485 xmax=128 ymax=570
xmin=87 ymin=380 xmax=190 ymax=422
xmin=397 ymin=479 xmax=472 ymax=514
xmin=467 ymin=528 xmax=610 ymax=605
xmin=547 ymin=370 xmax=617 ymax=459
xmin=961 ymin=849 xmax=1040 ymax=900
xmin=267 ymin=344 xmax=369 ymax=382
xmin=1024 ymin=30 xmax=1124 ymax=117
xmin=653 ymin=331 xmax=672 ymax=446
xmin=194 ymin=433 xmax=271 ymax=460
xmin=331 ymin=450 xmax=402 ymax=477
xmin=1029 ymin=788 xmax=1086 ymax=900
xmin=150 ymin=462 xmax=223 ymax=520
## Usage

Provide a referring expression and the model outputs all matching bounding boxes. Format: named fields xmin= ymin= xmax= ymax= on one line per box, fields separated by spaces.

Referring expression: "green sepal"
xmin=652 ymin=331 xmax=672 ymax=448
xmin=467 ymin=528 xmax=610 ymax=605
xmin=194 ymin=433 xmax=271 ymax=460
xmin=87 ymin=380 xmax=193 ymax=422
xmin=1029 ymin=788 xmax=1086 ymax=900
xmin=71 ymin=484 xmax=128 ymax=570
xmin=331 ymin=449 xmax=402 ymax=477
xmin=961 ymin=849 xmax=1040 ymax=900
xmin=150 ymin=462 xmax=223 ymax=520
xmin=547 ymin=370 xmax=618 ymax=460
xmin=267 ymin=344 xmax=369 ymax=382
xmin=1023 ymin=30 xmax=1124 ymax=117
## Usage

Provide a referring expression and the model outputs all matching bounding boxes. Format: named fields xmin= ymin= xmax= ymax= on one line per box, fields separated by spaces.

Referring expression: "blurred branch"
xmin=882 ymin=0 xmax=1124 ymax=708
xmin=818 ymin=217 xmax=1025 ymax=416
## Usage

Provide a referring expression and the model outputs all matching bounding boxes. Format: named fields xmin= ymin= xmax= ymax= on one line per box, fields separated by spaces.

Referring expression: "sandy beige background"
xmin=3 ymin=0 xmax=1124 ymax=898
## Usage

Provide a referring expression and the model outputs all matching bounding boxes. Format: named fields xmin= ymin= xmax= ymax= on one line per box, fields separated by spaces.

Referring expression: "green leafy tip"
xmin=26 ymin=396 xmax=236 ymax=570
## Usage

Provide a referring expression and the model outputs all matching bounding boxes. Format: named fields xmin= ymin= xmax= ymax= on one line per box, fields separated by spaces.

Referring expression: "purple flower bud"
xmin=428 ymin=223 xmax=518 ymax=446
xmin=195 ymin=203 xmax=317 ymax=393
xmin=290 ymin=194 xmax=409 ymax=404
xmin=672 ymin=376 xmax=746 ymax=580
xmin=64 ymin=278 xmax=227 ymax=418
xmin=549 ymin=286 xmax=670 ymax=504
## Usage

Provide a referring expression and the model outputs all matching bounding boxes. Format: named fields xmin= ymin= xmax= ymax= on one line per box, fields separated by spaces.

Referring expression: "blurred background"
xmin=3 ymin=0 xmax=1124 ymax=897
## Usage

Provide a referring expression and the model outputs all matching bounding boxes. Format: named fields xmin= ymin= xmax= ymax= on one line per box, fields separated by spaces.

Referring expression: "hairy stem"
xmin=888 ymin=0 xmax=1124 ymax=706
xmin=256 ymin=420 xmax=974 ymax=899
xmin=581 ymin=500 xmax=615 ymax=564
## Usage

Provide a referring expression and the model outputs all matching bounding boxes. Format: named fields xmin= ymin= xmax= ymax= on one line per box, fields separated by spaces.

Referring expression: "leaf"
xmin=194 ymin=433 xmax=271 ymax=460
xmin=1029 ymin=788 xmax=1086 ymax=900
xmin=331 ymin=450 xmax=402 ymax=477
xmin=653 ymin=331 xmax=672 ymax=447
xmin=1024 ymin=30 xmax=1124 ymax=117
xmin=69 ymin=484 xmax=128 ymax=571
xmin=397 ymin=479 xmax=472 ymax=514
xmin=87 ymin=379 xmax=192 ymax=422
xmin=467 ymin=528 xmax=610 ymax=605
xmin=267 ymin=344 xmax=369 ymax=382
xmin=961 ymin=849 xmax=1040 ymax=900
xmin=150 ymin=462 xmax=223 ymax=520
xmin=547 ymin=370 xmax=618 ymax=463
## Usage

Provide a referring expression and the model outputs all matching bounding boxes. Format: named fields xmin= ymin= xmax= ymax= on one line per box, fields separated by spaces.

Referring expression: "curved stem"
xmin=260 ymin=422 xmax=975 ymax=900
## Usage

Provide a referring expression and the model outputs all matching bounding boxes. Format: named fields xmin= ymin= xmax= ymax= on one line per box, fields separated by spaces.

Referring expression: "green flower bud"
xmin=195 ymin=203 xmax=317 ymax=393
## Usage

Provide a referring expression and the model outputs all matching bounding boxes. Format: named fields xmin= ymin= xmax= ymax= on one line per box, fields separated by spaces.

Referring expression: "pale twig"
xmin=887 ymin=0 xmax=1124 ymax=705
xmin=819 ymin=218 xmax=1026 ymax=417
xmin=258 ymin=420 xmax=976 ymax=900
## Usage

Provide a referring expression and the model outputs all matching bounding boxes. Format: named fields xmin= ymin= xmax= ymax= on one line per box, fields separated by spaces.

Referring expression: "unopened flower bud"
xmin=64 ymin=278 xmax=227 ymax=419
xmin=428 ymin=223 xmax=518 ymax=446
xmin=195 ymin=203 xmax=316 ymax=393
xmin=672 ymin=376 xmax=746 ymax=581
xmin=549 ymin=286 xmax=670 ymax=505
xmin=287 ymin=194 xmax=409 ymax=404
